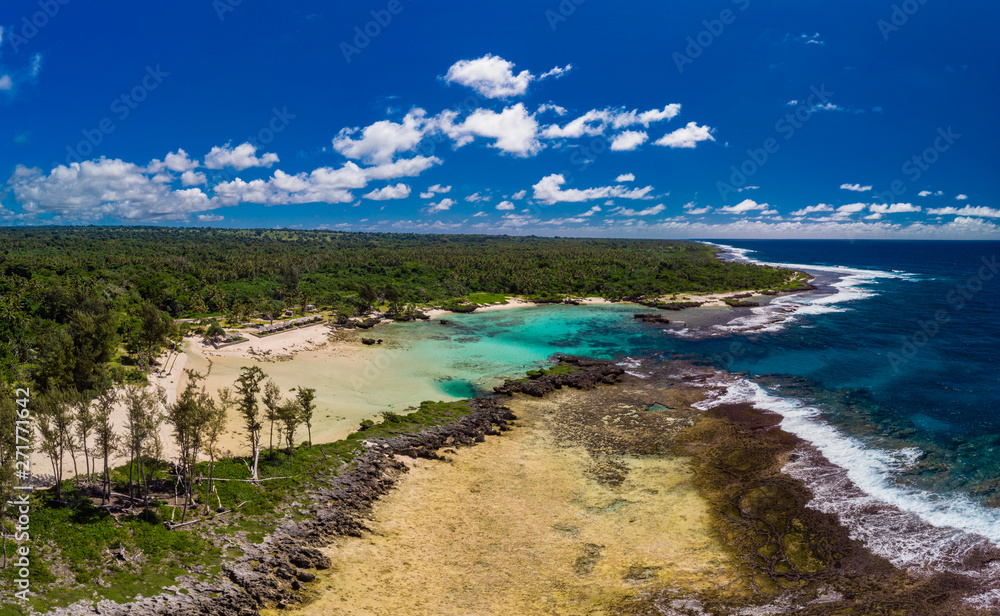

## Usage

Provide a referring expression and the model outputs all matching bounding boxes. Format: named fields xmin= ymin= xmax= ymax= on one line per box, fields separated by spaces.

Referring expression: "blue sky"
xmin=1 ymin=0 xmax=997 ymax=238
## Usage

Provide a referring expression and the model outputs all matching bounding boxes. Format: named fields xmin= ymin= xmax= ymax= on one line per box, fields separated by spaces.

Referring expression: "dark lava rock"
xmin=633 ymin=313 xmax=671 ymax=324
xmin=492 ymin=355 xmax=626 ymax=398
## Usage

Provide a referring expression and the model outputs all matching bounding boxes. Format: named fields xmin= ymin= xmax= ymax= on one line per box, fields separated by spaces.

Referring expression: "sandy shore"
xmin=277 ymin=381 xmax=733 ymax=616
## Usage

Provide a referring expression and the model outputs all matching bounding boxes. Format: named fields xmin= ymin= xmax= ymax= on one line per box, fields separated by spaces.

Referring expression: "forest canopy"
xmin=0 ymin=226 xmax=795 ymax=388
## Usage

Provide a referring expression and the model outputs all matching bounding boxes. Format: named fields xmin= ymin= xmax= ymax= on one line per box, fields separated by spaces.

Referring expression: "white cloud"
xmin=215 ymin=164 xmax=368 ymax=206
xmin=686 ymin=206 xmax=711 ymax=215
xmin=465 ymin=192 xmax=489 ymax=202
xmin=610 ymin=130 xmax=648 ymax=151
xmin=738 ymin=185 xmax=759 ymax=192
xmin=615 ymin=203 xmax=666 ymax=217
xmin=204 ymin=142 xmax=279 ymax=170
xmin=164 ymin=149 xmax=199 ymax=172
xmin=869 ymin=202 xmax=920 ymax=214
xmin=180 ymin=170 xmax=207 ymax=186
xmin=362 ymin=155 xmax=441 ymax=180
xmin=918 ymin=190 xmax=932 ymax=197
xmin=9 ymin=159 xmax=217 ymax=221
xmin=539 ymin=64 xmax=573 ymax=80
xmin=790 ymin=203 xmax=834 ymax=216
xmin=420 ymin=183 xmax=451 ymax=198
xmin=197 ymin=214 xmax=224 ymax=222
xmin=720 ymin=199 xmax=770 ymax=214
xmin=532 ymin=174 xmax=653 ymax=205
xmin=0 ymin=75 xmax=13 ymax=91
xmin=495 ymin=200 xmax=515 ymax=211
xmin=541 ymin=105 xmax=680 ymax=140
xmin=426 ymin=197 xmax=456 ymax=213
xmin=927 ymin=205 xmax=1000 ymax=218
xmin=443 ymin=54 xmax=534 ymax=99
xmin=332 ymin=109 xmax=428 ymax=164
xmin=840 ymin=183 xmax=872 ymax=192
xmin=956 ymin=194 xmax=968 ymax=200
xmin=511 ymin=189 xmax=527 ymax=200
xmin=579 ymin=205 xmax=602 ymax=217
xmin=654 ymin=122 xmax=715 ymax=148
xmin=363 ymin=183 xmax=411 ymax=200
xmin=440 ymin=103 xmax=541 ymax=157
xmin=615 ymin=173 xmax=635 ymax=183
xmin=537 ymin=103 xmax=567 ymax=116
xmin=837 ymin=202 xmax=869 ymax=214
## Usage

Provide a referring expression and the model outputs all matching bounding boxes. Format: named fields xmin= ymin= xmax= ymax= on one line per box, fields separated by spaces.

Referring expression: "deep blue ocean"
xmin=706 ymin=240 xmax=1000 ymax=500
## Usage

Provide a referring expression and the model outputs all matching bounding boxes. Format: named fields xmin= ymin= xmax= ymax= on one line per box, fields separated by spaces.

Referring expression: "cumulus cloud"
xmin=837 ymin=202 xmax=869 ymax=214
xmin=181 ymin=170 xmax=207 ymax=186
xmin=615 ymin=173 xmax=635 ymax=183
xmin=541 ymin=105 xmax=680 ymax=140
xmin=537 ymin=103 xmax=567 ymax=115
xmin=531 ymin=174 xmax=653 ymax=205
xmin=610 ymin=130 xmax=648 ymax=151
xmin=654 ymin=122 xmax=715 ymax=148
xmin=204 ymin=142 xmax=279 ymax=170
xmin=869 ymin=202 xmax=920 ymax=214
xmin=443 ymin=54 xmax=535 ymax=99
xmin=420 ymin=183 xmax=451 ymax=198
xmin=495 ymin=200 xmax=515 ymax=210
xmin=8 ymin=159 xmax=216 ymax=221
xmin=197 ymin=214 xmax=224 ymax=222
xmin=363 ymin=183 xmax=411 ymax=200
xmin=510 ymin=189 xmax=527 ymax=200
xmin=790 ymin=203 xmax=834 ymax=216
xmin=215 ymin=164 xmax=368 ymax=206
xmin=686 ymin=206 xmax=711 ymax=215
xmin=332 ymin=109 xmax=428 ymax=164
xmin=956 ymin=194 xmax=968 ymax=200
xmin=840 ymin=183 xmax=872 ymax=192
xmin=615 ymin=203 xmax=666 ymax=217
xmin=439 ymin=103 xmax=541 ymax=156
xmin=426 ymin=197 xmax=456 ymax=213
xmin=927 ymin=205 xmax=1000 ymax=218
xmin=720 ymin=199 xmax=769 ymax=214
xmin=465 ymin=192 xmax=489 ymax=202
xmin=362 ymin=155 xmax=441 ymax=180
xmin=918 ymin=190 xmax=932 ymax=197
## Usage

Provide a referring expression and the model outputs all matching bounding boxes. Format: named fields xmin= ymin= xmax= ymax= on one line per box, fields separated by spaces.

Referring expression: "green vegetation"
xmin=0 ymin=398 xmax=473 ymax=614
xmin=0 ymin=227 xmax=793 ymax=386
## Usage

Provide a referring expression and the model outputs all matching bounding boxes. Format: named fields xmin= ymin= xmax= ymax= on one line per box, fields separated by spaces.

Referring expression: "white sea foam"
xmin=704 ymin=243 xmax=913 ymax=335
xmin=694 ymin=375 xmax=1000 ymax=606
xmin=616 ymin=356 xmax=650 ymax=378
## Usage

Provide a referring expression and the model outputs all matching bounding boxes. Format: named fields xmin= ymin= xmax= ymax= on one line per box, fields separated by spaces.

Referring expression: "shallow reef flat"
xmin=278 ymin=359 xmax=994 ymax=616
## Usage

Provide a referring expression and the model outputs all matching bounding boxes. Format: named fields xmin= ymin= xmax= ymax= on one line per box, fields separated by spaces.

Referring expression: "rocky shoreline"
xmin=44 ymin=358 xmax=625 ymax=616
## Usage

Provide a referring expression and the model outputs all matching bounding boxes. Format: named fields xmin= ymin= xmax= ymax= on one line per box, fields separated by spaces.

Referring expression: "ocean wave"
xmin=693 ymin=375 xmax=1000 ymax=607
xmin=705 ymin=242 xmax=913 ymax=336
